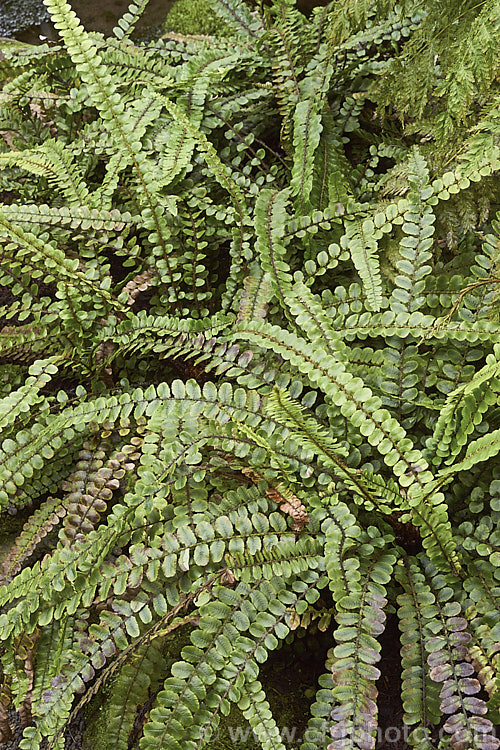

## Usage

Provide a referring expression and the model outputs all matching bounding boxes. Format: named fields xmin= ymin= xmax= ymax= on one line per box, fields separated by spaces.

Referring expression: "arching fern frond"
xmin=112 ymin=0 xmax=150 ymax=40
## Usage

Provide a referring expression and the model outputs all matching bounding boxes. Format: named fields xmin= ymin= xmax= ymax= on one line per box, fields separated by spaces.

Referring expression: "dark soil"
xmin=2 ymin=710 xmax=85 ymax=750
xmin=376 ymin=614 xmax=408 ymax=750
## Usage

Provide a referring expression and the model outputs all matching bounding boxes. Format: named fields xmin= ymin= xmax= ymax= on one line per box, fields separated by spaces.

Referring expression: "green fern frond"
xmin=112 ymin=0 xmax=149 ymax=40
xmin=395 ymin=558 xmax=442 ymax=743
xmin=212 ymin=0 xmax=264 ymax=37
xmin=341 ymin=217 xmax=384 ymax=312
xmin=0 ymin=141 xmax=90 ymax=206
xmin=0 ymin=203 xmax=136 ymax=232
xmin=265 ymin=386 xmax=348 ymax=469
xmin=430 ymin=345 xmax=500 ymax=465
xmin=255 ymin=188 xmax=293 ymax=307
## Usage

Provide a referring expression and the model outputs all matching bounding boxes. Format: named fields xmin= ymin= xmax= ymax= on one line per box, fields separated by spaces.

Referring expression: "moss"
xmin=163 ymin=0 xmax=230 ymax=37
xmin=81 ymin=687 xmax=109 ymax=750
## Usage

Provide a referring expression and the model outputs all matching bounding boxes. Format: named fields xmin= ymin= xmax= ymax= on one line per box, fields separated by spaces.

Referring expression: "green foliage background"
xmin=0 ymin=0 xmax=499 ymax=748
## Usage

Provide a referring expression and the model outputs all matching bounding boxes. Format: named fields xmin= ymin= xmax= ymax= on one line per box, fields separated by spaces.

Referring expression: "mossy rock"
xmin=163 ymin=0 xmax=230 ymax=37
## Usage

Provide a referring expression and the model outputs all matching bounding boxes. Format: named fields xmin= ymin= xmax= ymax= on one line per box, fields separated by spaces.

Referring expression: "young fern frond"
xmin=265 ymin=386 xmax=348 ymax=472
xmin=0 ymin=141 xmax=90 ymax=206
xmin=255 ymin=188 xmax=293 ymax=307
xmin=237 ymin=269 xmax=273 ymax=323
xmin=112 ymin=0 xmax=150 ymax=40
xmin=438 ymin=429 xmax=500 ymax=480
xmin=341 ymin=216 xmax=384 ymax=312
xmin=404 ymin=481 xmax=460 ymax=575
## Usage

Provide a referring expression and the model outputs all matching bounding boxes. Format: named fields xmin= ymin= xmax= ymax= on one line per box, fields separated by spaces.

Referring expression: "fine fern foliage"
xmin=0 ymin=0 xmax=499 ymax=749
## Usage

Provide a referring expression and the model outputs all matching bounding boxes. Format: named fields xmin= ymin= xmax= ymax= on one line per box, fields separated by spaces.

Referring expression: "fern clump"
xmin=0 ymin=0 xmax=499 ymax=749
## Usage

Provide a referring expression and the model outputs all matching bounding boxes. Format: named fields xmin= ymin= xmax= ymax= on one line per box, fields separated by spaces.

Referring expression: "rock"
xmin=0 ymin=0 xmax=49 ymax=37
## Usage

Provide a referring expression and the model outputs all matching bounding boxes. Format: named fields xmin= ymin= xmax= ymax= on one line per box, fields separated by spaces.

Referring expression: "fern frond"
xmin=0 ymin=213 xmax=126 ymax=316
xmin=290 ymin=44 xmax=333 ymax=213
xmin=395 ymin=558 xmax=441 ymax=745
xmin=435 ymin=0 xmax=500 ymax=140
xmin=311 ymin=109 xmax=353 ymax=208
xmin=140 ymin=576 xmax=300 ymax=749
xmin=389 ymin=149 xmax=435 ymax=314
xmin=342 ymin=217 xmax=384 ymax=311
xmin=422 ymin=556 xmax=498 ymax=750
xmin=0 ymin=203 xmax=136 ymax=232
xmin=329 ymin=0 xmax=378 ymax=44
xmin=438 ymin=428 xmax=500 ymax=480
xmin=237 ymin=268 xmax=273 ymax=323
xmin=265 ymin=386 xmax=348 ymax=471
xmin=255 ymin=188 xmax=293 ymax=307
xmin=284 ymin=281 xmax=348 ymax=360
xmin=405 ymin=482 xmax=460 ymax=574
xmin=269 ymin=4 xmax=306 ymax=125
xmin=326 ymin=518 xmax=395 ymax=750
xmin=0 ymin=357 xmax=59 ymax=433
xmin=0 ymin=495 xmax=66 ymax=582
xmin=212 ymin=0 xmax=264 ymax=37
xmin=112 ymin=0 xmax=149 ymax=40
xmin=229 ymin=320 xmax=432 ymax=485
xmin=0 ymin=1 xmax=499 ymax=746
xmin=429 ymin=345 xmax=500 ymax=465
xmin=4 ymin=134 xmax=90 ymax=193
xmin=106 ymin=638 xmax=167 ymax=750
